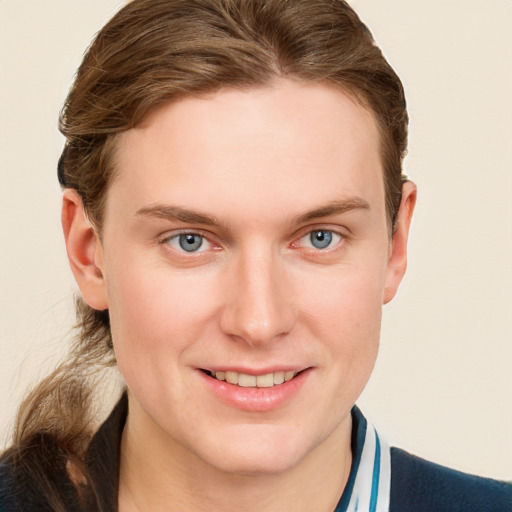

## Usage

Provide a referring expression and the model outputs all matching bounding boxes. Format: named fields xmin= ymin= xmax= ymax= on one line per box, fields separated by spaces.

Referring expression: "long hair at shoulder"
xmin=1 ymin=301 xmax=114 ymax=511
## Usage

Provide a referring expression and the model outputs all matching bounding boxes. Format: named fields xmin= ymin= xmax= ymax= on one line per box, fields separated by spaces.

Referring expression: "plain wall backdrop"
xmin=0 ymin=0 xmax=511 ymax=480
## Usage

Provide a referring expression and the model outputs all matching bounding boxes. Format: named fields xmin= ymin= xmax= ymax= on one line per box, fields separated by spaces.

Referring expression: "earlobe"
xmin=383 ymin=181 xmax=417 ymax=304
xmin=62 ymin=189 xmax=108 ymax=311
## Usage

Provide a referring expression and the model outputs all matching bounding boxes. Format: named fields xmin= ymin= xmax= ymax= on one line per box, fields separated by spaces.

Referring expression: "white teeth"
xmin=284 ymin=371 xmax=295 ymax=382
xmin=225 ymin=371 xmax=239 ymax=384
xmin=256 ymin=373 xmax=274 ymax=388
xmin=273 ymin=371 xmax=285 ymax=385
xmin=238 ymin=374 xmax=257 ymax=387
xmin=209 ymin=370 xmax=299 ymax=387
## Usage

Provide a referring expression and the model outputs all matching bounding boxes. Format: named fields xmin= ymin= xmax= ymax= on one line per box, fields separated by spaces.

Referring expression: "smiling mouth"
xmin=201 ymin=369 xmax=303 ymax=388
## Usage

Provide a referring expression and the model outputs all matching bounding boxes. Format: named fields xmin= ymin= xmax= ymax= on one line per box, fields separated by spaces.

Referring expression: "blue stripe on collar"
xmin=335 ymin=407 xmax=391 ymax=512
xmin=334 ymin=406 xmax=368 ymax=511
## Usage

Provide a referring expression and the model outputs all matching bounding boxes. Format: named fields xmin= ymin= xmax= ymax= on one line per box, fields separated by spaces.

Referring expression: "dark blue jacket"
xmin=1 ymin=395 xmax=511 ymax=511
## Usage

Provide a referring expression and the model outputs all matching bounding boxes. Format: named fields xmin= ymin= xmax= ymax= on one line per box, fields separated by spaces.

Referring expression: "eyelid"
xmin=157 ymin=225 xmax=347 ymax=256
xmin=291 ymin=224 xmax=347 ymax=243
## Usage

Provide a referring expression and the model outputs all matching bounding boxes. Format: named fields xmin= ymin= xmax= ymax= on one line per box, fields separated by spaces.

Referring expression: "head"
xmin=60 ymin=0 xmax=415 ymax=476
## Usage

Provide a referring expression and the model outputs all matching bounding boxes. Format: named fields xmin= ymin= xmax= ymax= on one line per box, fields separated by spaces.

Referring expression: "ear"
xmin=383 ymin=181 xmax=417 ymax=304
xmin=62 ymin=189 xmax=108 ymax=310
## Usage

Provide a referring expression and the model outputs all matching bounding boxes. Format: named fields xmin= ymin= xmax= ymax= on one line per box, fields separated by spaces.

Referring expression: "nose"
xmin=219 ymin=247 xmax=297 ymax=347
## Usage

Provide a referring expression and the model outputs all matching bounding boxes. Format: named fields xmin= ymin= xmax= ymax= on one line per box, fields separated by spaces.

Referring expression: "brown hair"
xmin=2 ymin=0 xmax=408 ymax=509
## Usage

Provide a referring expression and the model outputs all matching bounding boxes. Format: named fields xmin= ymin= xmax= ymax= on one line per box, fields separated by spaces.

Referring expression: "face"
xmin=74 ymin=79 xmax=413 ymax=476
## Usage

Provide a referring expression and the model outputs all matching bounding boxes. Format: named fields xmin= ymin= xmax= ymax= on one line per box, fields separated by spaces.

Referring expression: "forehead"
xmin=109 ymin=79 xmax=385 ymax=225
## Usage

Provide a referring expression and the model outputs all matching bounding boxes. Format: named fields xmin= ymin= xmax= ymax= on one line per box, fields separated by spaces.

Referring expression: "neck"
xmin=118 ymin=400 xmax=353 ymax=512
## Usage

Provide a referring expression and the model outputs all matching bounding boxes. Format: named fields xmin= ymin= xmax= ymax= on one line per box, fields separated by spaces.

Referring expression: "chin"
xmin=193 ymin=425 xmax=321 ymax=477
xmin=204 ymin=447 xmax=303 ymax=477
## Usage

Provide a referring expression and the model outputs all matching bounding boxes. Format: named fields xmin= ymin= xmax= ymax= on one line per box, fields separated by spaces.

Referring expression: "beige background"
xmin=1 ymin=0 xmax=511 ymax=480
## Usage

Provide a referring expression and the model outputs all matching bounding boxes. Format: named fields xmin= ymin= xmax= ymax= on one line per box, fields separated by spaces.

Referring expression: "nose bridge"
xmin=220 ymin=243 xmax=295 ymax=346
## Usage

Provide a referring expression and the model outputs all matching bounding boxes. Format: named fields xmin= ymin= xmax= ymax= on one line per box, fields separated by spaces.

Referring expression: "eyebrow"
xmin=135 ymin=204 xmax=221 ymax=226
xmin=135 ymin=196 xmax=370 ymax=228
xmin=293 ymin=197 xmax=371 ymax=225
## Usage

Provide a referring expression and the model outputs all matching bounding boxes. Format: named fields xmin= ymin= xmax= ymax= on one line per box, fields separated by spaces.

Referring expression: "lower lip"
xmin=198 ymin=369 xmax=312 ymax=412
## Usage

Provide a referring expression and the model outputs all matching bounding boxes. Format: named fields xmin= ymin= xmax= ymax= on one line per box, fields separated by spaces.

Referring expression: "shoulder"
xmin=0 ymin=446 xmax=82 ymax=512
xmin=0 ymin=456 xmax=29 ymax=512
xmin=389 ymin=447 xmax=512 ymax=512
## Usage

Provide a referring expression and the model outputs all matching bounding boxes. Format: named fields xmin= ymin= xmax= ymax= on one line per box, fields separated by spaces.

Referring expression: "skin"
xmin=63 ymin=78 xmax=416 ymax=512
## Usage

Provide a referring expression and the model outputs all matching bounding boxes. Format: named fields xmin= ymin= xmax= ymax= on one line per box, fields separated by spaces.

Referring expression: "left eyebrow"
xmin=293 ymin=197 xmax=371 ymax=225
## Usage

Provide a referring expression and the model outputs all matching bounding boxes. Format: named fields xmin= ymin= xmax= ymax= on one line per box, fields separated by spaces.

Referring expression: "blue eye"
xmin=166 ymin=233 xmax=204 ymax=252
xmin=179 ymin=233 xmax=203 ymax=252
xmin=307 ymin=230 xmax=340 ymax=250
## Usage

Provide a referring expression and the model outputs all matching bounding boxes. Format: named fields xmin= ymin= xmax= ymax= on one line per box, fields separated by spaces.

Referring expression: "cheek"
xmin=103 ymin=258 xmax=220 ymax=379
xmin=296 ymin=259 xmax=386 ymax=384
xmin=299 ymin=258 xmax=386 ymax=335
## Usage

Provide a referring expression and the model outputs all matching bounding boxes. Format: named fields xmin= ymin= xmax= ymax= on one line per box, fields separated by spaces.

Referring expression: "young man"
xmin=1 ymin=1 xmax=510 ymax=511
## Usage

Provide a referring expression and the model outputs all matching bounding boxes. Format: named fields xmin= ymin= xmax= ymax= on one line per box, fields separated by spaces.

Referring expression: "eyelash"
xmin=159 ymin=228 xmax=345 ymax=256
xmin=160 ymin=231 xmax=215 ymax=254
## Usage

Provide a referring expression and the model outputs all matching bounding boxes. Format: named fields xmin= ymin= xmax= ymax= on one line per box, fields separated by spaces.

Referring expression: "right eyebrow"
xmin=135 ymin=204 xmax=222 ymax=227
